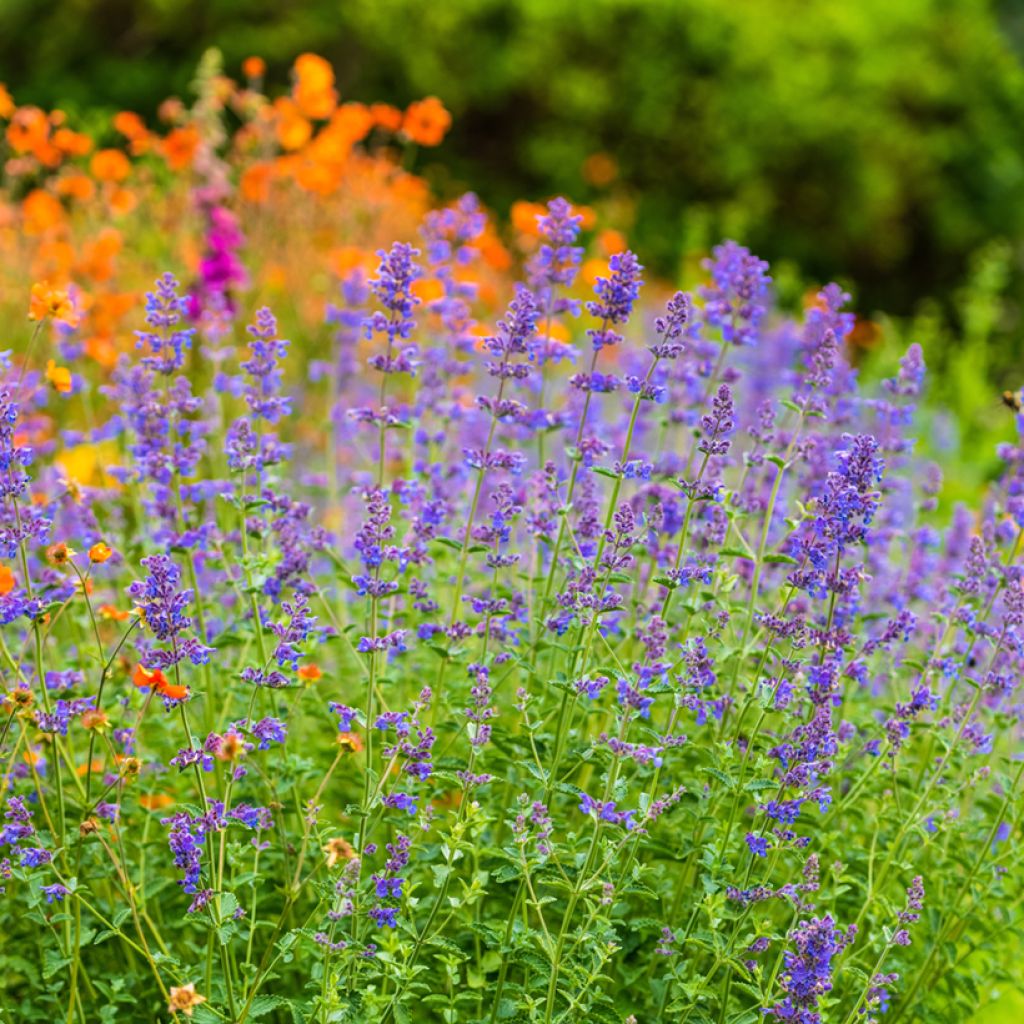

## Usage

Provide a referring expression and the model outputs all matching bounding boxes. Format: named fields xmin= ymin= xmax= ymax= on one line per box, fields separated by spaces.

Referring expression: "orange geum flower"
xmin=45 ymin=360 xmax=73 ymax=394
xmin=401 ymin=97 xmax=451 ymax=147
xmin=0 ymin=83 xmax=13 ymax=119
xmin=161 ymin=125 xmax=200 ymax=170
xmin=29 ymin=283 xmax=79 ymax=327
xmin=88 ymin=542 xmax=113 ymax=563
xmin=90 ymin=148 xmax=131 ymax=183
xmin=369 ymin=103 xmax=403 ymax=133
xmin=168 ymin=983 xmax=206 ymax=1018
xmin=139 ymin=792 xmax=174 ymax=811
xmin=297 ymin=663 xmax=322 ymax=683
xmin=242 ymin=56 xmax=266 ymax=80
xmin=0 ymin=566 xmax=15 ymax=595
xmin=132 ymin=664 xmax=167 ymax=690
xmin=98 ymin=604 xmax=130 ymax=622
xmin=293 ymin=53 xmax=337 ymax=119
xmin=45 ymin=541 xmax=76 ymax=566
xmin=157 ymin=680 xmax=189 ymax=702
xmin=22 ymin=189 xmax=65 ymax=235
xmin=216 ymin=732 xmax=247 ymax=761
xmin=337 ymin=731 xmax=363 ymax=755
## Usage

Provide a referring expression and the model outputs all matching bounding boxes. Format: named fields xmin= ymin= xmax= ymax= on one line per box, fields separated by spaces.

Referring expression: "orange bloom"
xmin=293 ymin=53 xmax=337 ymax=119
xmin=53 ymin=127 xmax=92 ymax=158
xmin=216 ymin=733 xmax=247 ymax=761
xmin=240 ymin=162 xmax=273 ymax=203
xmin=98 ymin=604 xmax=130 ymax=622
xmin=22 ymin=190 xmax=65 ymax=235
xmin=45 ymin=542 xmax=75 ymax=566
xmin=56 ymin=172 xmax=96 ymax=203
xmin=45 ymin=360 xmax=73 ymax=394
xmin=90 ymin=148 xmax=130 ymax=182
xmin=370 ymin=103 xmax=403 ymax=133
xmin=274 ymin=97 xmax=312 ymax=151
xmin=132 ymin=664 xmax=167 ymax=690
xmin=29 ymin=283 xmax=78 ymax=326
xmin=510 ymin=200 xmax=548 ymax=238
xmin=88 ymin=542 xmax=113 ymax=563
xmin=0 ymin=566 xmax=15 ymax=595
xmin=243 ymin=56 xmax=266 ymax=80
xmin=0 ymin=83 xmax=13 ymax=119
xmin=402 ymin=97 xmax=451 ymax=147
xmin=139 ymin=792 xmax=175 ymax=811
xmin=297 ymin=663 xmax=322 ymax=683
xmin=158 ymin=681 xmax=189 ymax=702
xmin=161 ymin=126 xmax=200 ymax=170
xmin=337 ymin=732 xmax=363 ymax=754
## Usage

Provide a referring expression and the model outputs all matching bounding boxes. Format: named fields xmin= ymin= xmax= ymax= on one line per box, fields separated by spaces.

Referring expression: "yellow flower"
xmin=168 ymin=982 xmax=206 ymax=1017
xmin=45 ymin=360 xmax=72 ymax=394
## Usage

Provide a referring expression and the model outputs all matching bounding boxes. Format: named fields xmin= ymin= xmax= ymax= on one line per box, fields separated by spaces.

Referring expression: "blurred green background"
xmin=5 ymin=0 xmax=1024 ymax=494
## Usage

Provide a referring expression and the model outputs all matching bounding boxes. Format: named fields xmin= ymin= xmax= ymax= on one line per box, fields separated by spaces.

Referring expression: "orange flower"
xmin=22 ymin=190 xmax=65 ymax=235
xmin=168 ymin=983 xmax=206 ymax=1018
xmin=158 ymin=680 xmax=189 ymax=702
xmin=45 ymin=360 xmax=73 ymax=394
xmin=297 ymin=663 xmax=322 ymax=683
xmin=139 ymin=792 xmax=174 ymax=811
xmin=370 ymin=103 xmax=403 ymax=133
xmin=98 ymin=604 xmax=130 ymax=622
xmin=56 ymin=172 xmax=96 ymax=203
xmin=216 ymin=733 xmax=246 ymax=761
xmin=161 ymin=126 xmax=200 ymax=170
xmin=45 ymin=542 xmax=75 ymax=566
xmin=337 ymin=731 xmax=364 ymax=754
xmin=90 ymin=148 xmax=130 ymax=182
xmin=240 ymin=162 xmax=273 ymax=203
xmin=0 ymin=83 xmax=13 ymax=119
xmin=29 ymin=283 xmax=78 ymax=326
xmin=88 ymin=542 xmax=113 ymax=563
xmin=53 ymin=127 xmax=92 ymax=158
xmin=401 ymin=97 xmax=451 ymax=147
xmin=274 ymin=97 xmax=312 ymax=151
xmin=132 ymin=664 xmax=167 ymax=690
xmin=242 ymin=56 xmax=266 ymax=80
xmin=510 ymin=201 xmax=548 ymax=238
xmin=293 ymin=53 xmax=337 ymax=119
xmin=0 ymin=566 xmax=15 ymax=596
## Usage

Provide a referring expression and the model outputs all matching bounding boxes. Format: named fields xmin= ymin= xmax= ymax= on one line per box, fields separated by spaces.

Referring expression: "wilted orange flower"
xmin=98 ymin=604 xmax=130 ymax=622
xmin=88 ymin=542 xmax=113 ymax=563
xmin=90 ymin=148 xmax=130 ymax=182
xmin=29 ymin=283 xmax=78 ymax=326
xmin=80 ymin=709 xmax=109 ymax=731
xmin=45 ymin=360 xmax=72 ymax=394
xmin=323 ymin=836 xmax=356 ymax=867
xmin=45 ymin=542 xmax=75 ymax=566
xmin=161 ymin=125 xmax=199 ymax=170
xmin=243 ymin=56 xmax=266 ymax=80
xmin=402 ymin=97 xmax=451 ymax=147
xmin=168 ymin=983 xmax=206 ymax=1017
xmin=297 ymin=663 xmax=322 ymax=683
xmin=0 ymin=566 xmax=15 ymax=595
